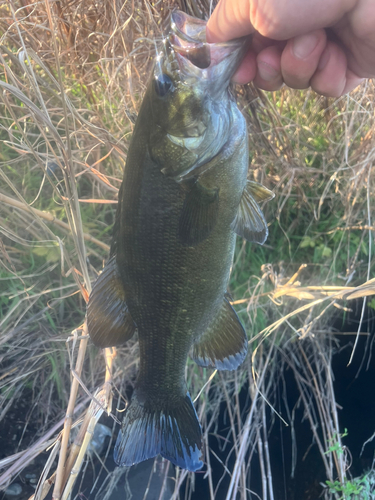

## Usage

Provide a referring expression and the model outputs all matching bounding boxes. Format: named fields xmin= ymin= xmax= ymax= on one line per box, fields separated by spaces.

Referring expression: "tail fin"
xmin=114 ymin=391 xmax=203 ymax=472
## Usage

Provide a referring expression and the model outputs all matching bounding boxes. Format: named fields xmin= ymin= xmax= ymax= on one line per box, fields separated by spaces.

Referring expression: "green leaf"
xmin=321 ymin=246 xmax=332 ymax=258
xmin=32 ymin=246 xmax=60 ymax=262
xmin=301 ymin=236 xmax=315 ymax=248
xmin=32 ymin=247 xmax=49 ymax=257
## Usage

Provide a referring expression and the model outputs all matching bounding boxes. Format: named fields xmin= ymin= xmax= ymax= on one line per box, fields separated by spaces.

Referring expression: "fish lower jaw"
xmin=167 ymin=132 xmax=205 ymax=150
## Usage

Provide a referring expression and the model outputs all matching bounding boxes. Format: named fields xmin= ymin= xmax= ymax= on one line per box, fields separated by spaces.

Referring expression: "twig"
xmin=52 ymin=321 xmax=89 ymax=500
xmin=225 ymin=344 xmax=274 ymax=500
xmin=30 ymin=442 xmax=60 ymax=500
xmin=61 ymin=389 xmax=108 ymax=500
xmin=0 ymin=398 xmax=89 ymax=487
xmin=0 ymin=193 xmax=110 ymax=252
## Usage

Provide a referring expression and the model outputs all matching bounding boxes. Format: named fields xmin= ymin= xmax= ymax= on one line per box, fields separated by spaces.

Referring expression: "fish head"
xmin=147 ymin=11 xmax=249 ymax=181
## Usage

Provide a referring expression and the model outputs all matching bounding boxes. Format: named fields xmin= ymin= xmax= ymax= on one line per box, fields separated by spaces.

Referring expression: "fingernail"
xmin=293 ymin=33 xmax=319 ymax=59
xmin=257 ymin=61 xmax=279 ymax=82
xmin=318 ymin=46 xmax=330 ymax=71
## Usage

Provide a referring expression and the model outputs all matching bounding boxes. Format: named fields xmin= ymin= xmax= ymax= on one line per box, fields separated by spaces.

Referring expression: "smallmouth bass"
xmin=87 ymin=11 xmax=274 ymax=472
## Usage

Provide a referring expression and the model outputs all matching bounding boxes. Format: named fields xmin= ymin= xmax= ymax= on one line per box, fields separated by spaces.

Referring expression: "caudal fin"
xmin=114 ymin=391 xmax=203 ymax=472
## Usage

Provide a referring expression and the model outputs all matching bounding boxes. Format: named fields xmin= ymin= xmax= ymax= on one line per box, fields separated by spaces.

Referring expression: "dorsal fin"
xmin=87 ymin=256 xmax=136 ymax=348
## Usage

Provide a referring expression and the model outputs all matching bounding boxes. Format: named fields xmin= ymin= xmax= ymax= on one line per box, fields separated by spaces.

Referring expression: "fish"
xmin=87 ymin=10 xmax=274 ymax=472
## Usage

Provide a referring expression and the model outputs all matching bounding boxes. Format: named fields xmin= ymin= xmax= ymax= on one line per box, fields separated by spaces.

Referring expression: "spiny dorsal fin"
xmin=232 ymin=180 xmax=274 ymax=245
xmin=179 ymin=180 xmax=219 ymax=246
xmin=191 ymin=297 xmax=247 ymax=371
xmin=87 ymin=256 xmax=136 ymax=348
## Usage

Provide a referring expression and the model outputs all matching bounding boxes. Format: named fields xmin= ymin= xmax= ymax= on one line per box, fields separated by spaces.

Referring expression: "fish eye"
xmin=154 ymin=74 xmax=173 ymax=97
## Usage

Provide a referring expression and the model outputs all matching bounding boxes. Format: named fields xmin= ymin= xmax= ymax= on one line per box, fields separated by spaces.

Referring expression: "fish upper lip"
xmin=169 ymin=10 xmax=248 ymax=72
xmin=169 ymin=12 xmax=211 ymax=69
xmin=169 ymin=36 xmax=211 ymax=70
xmin=170 ymin=11 xmax=207 ymax=44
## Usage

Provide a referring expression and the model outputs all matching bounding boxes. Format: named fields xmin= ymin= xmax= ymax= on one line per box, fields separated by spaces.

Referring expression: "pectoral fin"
xmin=191 ymin=297 xmax=247 ymax=371
xmin=247 ymin=181 xmax=275 ymax=203
xmin=87 ymin=256 xmax=136 ymax=348
xmin=179 ymin=180 xmax=219 ymax=246
xmin=232 ymin=180 xmax=274 ymax=245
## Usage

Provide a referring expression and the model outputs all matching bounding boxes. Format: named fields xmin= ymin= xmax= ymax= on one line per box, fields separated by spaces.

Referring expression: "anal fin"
xmin=232 ymin=180 xmax=274 ymax=245
xmin=191 ymin=297 xmax=247 ymax=371
xmin=179 ymin=180 xmax=219 ymax=246
xmin=87 ymin=256 xmax=136 ymax=348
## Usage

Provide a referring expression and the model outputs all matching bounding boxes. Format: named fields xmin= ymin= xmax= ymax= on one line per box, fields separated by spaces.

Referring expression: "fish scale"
xmin=87 ymin=10 xmax=274 ymax=471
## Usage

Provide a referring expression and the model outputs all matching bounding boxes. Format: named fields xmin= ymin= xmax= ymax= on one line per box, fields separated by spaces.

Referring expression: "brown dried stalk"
xmin=0 ymin=193 xmax=110 ymax=252
xmin=52 ymin=322 xmax=89 ymax=500
xmin=61 ymin=389 xmax=109 ymax=500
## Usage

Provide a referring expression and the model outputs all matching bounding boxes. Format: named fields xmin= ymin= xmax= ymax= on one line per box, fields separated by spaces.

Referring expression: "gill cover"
xmin=148 ymin=11 xmax=249 ymax=182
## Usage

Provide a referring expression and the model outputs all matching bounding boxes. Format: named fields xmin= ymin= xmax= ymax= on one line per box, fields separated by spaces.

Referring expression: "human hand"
xmin=206 ymin=0 xmax=375 ymax=96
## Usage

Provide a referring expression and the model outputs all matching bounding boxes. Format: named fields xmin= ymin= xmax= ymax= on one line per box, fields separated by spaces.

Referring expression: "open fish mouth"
xmin=168 ymin=11 xmax=248 ymax=80
xmin=149 ymin=11 xmax=250 ymax=181
xmin=169 ymin=11 xmax=211 ymax=69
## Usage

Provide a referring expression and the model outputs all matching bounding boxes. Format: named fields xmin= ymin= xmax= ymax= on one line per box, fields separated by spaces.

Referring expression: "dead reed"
xmin=0 ymin=1 xmax=373 ymax=499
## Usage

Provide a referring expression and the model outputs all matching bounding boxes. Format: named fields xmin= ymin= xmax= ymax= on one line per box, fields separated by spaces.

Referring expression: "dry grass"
xmin=0 ymin=1 xmax=374 ymax=499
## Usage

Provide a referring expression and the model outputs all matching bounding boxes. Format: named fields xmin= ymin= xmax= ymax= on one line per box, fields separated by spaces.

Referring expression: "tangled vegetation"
xmin=0 ymin=1 xmax=374 ymax=499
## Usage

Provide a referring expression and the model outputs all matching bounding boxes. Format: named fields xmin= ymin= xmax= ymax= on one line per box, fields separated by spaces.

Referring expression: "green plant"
xmin=325 ymin=428 xmax=348 ymax=456
xmin=326 ymin=470 xmax=375 ymax=499
xmin=0 ymin=1 xmax=374 ymax=499
xmin=326 ymin=477 xmax=363 ymax=499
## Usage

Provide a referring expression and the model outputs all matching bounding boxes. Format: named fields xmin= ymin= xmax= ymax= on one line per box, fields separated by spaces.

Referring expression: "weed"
xmin=325 ymin=429 xmax=348 ymax=456
xmin=0 ymin=1 xmax=374 ymax=499
xmin=326 ymin=471 xmax=375 ymax=500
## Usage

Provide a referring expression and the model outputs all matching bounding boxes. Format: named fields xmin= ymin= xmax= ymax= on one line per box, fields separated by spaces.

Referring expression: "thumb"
xmin=206 ymin=0 xmax=254 ymax=43
xmin=207 ymin=0 xmax=357 ymax=43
